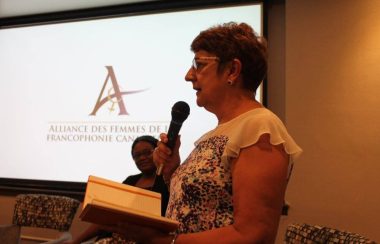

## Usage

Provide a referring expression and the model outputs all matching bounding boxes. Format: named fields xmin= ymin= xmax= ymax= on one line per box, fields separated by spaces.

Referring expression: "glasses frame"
xmin=132 ymin=148 xmax=154 ymax=160
xmin=192 ymin=56 xmax=220 ymax=72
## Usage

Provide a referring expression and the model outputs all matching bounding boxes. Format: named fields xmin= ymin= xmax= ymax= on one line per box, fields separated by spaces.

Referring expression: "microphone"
xmin=156 ymin=101 xmax=190 ymax=175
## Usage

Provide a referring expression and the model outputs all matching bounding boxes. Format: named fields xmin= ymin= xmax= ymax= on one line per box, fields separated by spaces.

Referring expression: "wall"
xmin=277 ymin=0 xmax=380 ymax=242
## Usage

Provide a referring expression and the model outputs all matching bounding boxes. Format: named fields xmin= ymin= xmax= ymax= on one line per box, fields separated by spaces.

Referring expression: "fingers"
xmin=153 ymin=133 xmax=170 ymax=168
xmin=157 ymin=133 xmax=173 ymax=156
xmin=174 ymin=135 xmax=181 ymax=152
xmin=153 ymin=142 xmax=171 ymax=166
xmin=158 ymin=133 xmax=181 ymax=155
xmin=159 ymin=133 xmax=168 ymax=144
xmin=153 ymin=133 xmax=181 ymax=175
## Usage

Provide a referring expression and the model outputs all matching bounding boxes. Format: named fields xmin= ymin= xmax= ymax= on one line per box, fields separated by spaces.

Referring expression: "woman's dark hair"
xmin=131 ymin=135 xmax=158 ymax=155
xmin=191 ymin=22 xmax=267 ymax=93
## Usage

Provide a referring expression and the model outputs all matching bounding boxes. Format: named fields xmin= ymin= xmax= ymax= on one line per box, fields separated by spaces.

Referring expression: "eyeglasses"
xmin=132 ymin=149 xmax=154 ymax=160
xmin=192 ymin=56 xmax=220 ymax=72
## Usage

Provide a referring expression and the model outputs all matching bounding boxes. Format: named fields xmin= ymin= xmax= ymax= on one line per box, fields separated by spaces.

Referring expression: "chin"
xmin=196 ymin=96 xmax=205 ymax=107
xmin=141 ymin=169 xmax=155 ymax=175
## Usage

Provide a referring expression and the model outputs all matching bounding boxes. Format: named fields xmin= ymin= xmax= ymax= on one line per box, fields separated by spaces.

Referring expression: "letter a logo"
xmin=90 ymin=66 xmax=146 ymax=116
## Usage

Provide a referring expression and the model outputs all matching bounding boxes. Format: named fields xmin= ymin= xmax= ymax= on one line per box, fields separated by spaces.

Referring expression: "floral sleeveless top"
xmin=165 ymin=108 xmax=302 ymax=233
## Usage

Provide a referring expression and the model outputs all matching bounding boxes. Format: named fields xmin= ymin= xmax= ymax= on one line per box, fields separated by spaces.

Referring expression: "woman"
xmin=110 ymin=22 xmax=302 ymax=244
xmin=124 ymin=135 xmax=169 ymax=217
xmin=68 ymin=135 xmax=169 ymax=244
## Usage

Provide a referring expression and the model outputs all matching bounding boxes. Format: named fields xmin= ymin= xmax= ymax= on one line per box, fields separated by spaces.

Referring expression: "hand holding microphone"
xmin=156 ymin=101 xmax=190 ymax=176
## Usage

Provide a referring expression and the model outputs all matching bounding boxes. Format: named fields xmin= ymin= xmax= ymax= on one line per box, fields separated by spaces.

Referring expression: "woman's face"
xmin=185 ymin=50 xmax=229 ymax=112
xmin=132 ymin=141 xmax=156 ymax=174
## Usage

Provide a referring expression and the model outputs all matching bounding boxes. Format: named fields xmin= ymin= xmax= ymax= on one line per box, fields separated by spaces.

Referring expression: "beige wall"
xmin=1 ymin=0 xmax=380 ymax=243
xmin=276 ymin=0 xmax=380 ymax=242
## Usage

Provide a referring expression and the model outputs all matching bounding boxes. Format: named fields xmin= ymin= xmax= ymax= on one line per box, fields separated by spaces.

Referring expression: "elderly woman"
xmin=109 ymin=22 xmax=302 ymax=244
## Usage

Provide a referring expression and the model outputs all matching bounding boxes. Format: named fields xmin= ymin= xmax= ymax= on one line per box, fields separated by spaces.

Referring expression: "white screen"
xmin=0 ymin=4 xmax=262 ymax=183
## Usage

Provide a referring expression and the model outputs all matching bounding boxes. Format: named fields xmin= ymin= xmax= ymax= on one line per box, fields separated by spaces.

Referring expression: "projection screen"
xmin=0 ymin=2 xmax=263 ymax=186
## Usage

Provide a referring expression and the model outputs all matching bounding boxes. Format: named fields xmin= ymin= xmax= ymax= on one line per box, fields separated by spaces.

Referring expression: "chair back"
xmin=285 ymin=223 xmax=377 ymax=244
xmin=12 ymin=194 xmax=80 ymax=231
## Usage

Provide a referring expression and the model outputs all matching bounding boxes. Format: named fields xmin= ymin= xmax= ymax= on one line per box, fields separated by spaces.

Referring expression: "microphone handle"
xmin=156 ymin=164 xmax=164 ymax=175
xmin=166 ymin=120 xmax=182 ymax=149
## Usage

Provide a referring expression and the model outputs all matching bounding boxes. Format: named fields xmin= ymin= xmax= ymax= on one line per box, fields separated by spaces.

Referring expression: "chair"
xmin=10 ymin=193 xmax=80 ymax=244
xmin=284 ymin=223 xmax=377 ymax=244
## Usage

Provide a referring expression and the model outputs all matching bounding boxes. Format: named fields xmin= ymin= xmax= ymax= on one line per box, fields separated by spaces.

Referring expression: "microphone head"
xmin=171 ymin=101 xmax=190 ymax=123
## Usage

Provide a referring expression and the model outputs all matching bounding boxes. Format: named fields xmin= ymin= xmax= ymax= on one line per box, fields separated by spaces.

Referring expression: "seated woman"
xmin=67 ymin=135 xmax=169 ymax=244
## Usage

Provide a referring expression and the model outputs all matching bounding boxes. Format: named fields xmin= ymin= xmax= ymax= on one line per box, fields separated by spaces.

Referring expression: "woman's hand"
xmin=153 ymin=133 xmax=181 ymax=180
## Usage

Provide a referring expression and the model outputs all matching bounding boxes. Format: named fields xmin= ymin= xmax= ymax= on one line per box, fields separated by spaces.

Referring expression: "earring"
xmin=227 ymin=80 xmax=233 ymax=85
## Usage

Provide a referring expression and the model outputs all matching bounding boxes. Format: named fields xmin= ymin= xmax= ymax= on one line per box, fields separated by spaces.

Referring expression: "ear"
xmin=227 ymin=58 xmax=242 ymax=82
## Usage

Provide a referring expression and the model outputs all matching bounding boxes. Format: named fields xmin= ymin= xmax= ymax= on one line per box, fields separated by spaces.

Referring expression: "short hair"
xmin=190 ymin=22 xmax=267 ymax=93
xmin=131 ymin=135 xmax=158 ymax=156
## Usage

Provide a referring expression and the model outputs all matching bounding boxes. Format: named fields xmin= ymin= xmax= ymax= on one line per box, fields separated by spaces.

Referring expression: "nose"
xmin=185 ymin=67 xmax=195 ymax=82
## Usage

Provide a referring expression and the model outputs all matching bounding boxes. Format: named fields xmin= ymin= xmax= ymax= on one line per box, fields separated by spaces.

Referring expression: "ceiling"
xmin=0 ymin=0 xmax=153 ymax=18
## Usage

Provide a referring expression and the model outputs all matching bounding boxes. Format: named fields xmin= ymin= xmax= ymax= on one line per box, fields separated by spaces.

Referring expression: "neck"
xmin=216 ymin=96 xmax=262 ymax=124
xmin=141 ymin=171 xmax=155 ymax=178
xmin=135 ymin=172 xmax=157 ymax=189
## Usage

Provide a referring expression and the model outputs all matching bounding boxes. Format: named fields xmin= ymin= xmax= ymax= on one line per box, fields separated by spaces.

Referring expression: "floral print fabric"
xmin=166 ymin=135 xmax=232 ymax=233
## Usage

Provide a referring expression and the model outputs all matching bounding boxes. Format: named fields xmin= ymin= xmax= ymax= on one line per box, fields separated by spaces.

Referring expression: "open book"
xmin=79 ymin=175 xmax=179 ymax=233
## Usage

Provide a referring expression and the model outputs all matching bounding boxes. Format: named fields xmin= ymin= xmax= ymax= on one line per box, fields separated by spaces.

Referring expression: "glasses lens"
xmin=191 ymin=57 xmax=219 ymax=72
xmin=192 ymin=58 xmax=197 ymax=70
xmin=133 ymin=149 xmax=153 ymax=160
